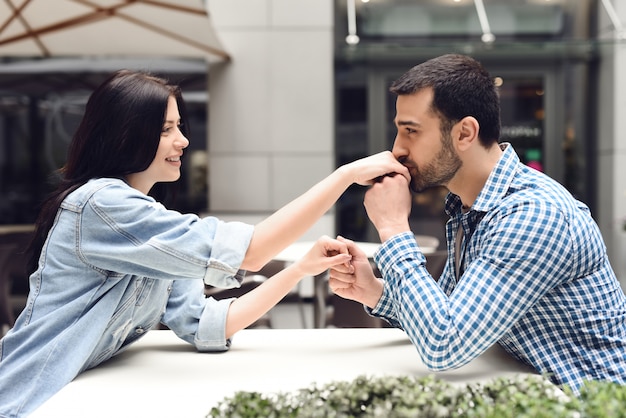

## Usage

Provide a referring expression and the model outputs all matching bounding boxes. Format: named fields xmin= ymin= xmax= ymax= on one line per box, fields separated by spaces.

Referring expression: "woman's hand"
xmin=291 ymin=235 xmax=353 ymax=278
xmin=340 ymin=151 xmax=410 ymax=186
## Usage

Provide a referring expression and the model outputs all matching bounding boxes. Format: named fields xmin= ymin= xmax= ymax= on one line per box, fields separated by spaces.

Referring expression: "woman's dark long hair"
xmin=27 ymin=70 xmax=189 ymax=273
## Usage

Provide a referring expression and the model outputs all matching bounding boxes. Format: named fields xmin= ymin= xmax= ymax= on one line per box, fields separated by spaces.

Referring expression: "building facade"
xmin=206 ymin=0 xmax=626 ymax=289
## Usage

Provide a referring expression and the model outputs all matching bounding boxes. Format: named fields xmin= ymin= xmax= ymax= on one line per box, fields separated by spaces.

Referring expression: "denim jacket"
xmin=0 ymin=178 xmax=253 ymax=418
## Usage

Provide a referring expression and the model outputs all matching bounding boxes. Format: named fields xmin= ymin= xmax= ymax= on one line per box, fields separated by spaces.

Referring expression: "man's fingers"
xmin=329 ymin=269 xmax=355 ymax=282
xmin=328 ymin=277 xmax=353 ymax=290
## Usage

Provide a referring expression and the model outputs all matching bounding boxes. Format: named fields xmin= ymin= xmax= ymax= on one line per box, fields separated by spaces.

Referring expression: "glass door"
xmin=335 ymin=64 xmax=567 ymax=244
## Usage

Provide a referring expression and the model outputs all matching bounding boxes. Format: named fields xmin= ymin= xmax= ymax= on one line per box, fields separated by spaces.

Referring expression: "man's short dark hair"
xmin=390 ymin=54 xmax=501 ymax=146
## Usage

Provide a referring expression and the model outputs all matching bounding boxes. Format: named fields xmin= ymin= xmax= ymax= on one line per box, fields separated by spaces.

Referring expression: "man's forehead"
xmin=395 ymin=91 xmax=435 ymax=124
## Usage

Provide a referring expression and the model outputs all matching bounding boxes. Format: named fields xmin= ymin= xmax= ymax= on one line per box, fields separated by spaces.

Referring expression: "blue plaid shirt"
xmin=370 ymin=143 xmax=626 ymax=395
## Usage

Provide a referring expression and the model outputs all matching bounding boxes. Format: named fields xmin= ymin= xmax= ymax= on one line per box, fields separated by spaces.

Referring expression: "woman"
xmin=0 ymin=70 xmax=408 ymax=417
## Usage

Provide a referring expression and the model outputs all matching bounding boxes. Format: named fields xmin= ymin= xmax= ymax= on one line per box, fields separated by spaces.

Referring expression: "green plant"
xmin=578 ymin=380 xmax=626 ymax=418
xmin=207 ymin=374 xmax=626 ymax=418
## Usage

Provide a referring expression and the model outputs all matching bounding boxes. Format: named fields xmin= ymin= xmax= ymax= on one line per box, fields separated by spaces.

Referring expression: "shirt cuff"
xmin=374 ymin=231 xmax=426 ymax=281
xmin=368 ymin=281 xmax=392 ymax=316
xmin=194 ymin=297 xmax=234 ymax=352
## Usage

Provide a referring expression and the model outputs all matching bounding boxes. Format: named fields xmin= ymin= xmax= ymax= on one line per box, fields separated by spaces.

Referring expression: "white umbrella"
xmin=0 ymin=57 xmax=209 ymax=95
xmin=0 ymin=0 xmax=229 ymax=62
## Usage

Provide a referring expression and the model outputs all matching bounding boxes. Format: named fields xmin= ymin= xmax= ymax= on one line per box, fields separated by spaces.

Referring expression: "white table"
xmin=33 ymin=328 xmax=537 ymax=418
xmin=273 ymin=239 xmax=438 ymax=328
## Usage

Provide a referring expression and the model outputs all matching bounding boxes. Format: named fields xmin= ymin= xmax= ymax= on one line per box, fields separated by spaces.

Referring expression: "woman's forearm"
xmin=240 ymin=151 xmax=408 ymax=271
xmin=224 ymin=264 xmax=304 ymax=337
xmin=241 ymin=168 xmax=351 ymax=271
xmin=225 ymin=238 xmax=352 ymax=337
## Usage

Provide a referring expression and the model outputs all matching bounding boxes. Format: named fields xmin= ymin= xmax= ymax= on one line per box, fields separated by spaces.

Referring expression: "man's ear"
xmin=455 ymin=116 xmax=480 ymax=151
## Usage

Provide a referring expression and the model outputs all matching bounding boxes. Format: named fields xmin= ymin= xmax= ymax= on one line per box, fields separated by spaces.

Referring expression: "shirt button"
xmin=136 ymin=328 xmax=145 ymax=334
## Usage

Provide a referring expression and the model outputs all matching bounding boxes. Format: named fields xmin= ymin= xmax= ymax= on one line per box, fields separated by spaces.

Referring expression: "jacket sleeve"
xmin=78 ymin=182 xmax=254 ymax=288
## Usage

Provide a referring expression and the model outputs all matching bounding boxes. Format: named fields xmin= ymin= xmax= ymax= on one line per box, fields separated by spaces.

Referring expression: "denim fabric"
xmin=0 ymin=178 xmax=253 ymax=417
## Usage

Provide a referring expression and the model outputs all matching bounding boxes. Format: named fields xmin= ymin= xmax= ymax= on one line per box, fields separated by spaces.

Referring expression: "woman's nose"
xmin=176 ymin=131 xmax=189 ymax=149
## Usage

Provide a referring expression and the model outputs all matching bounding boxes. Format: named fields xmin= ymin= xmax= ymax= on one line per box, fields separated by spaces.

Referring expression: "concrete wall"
xmin=206 ymin=0 xmax=335 ymax=242
xmin=597 ymin=0 xmax=626 ymax=289
xmin=205 ymin=0 xmax=625 ymax=290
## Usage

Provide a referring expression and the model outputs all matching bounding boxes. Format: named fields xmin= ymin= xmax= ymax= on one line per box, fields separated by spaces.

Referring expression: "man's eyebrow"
xmin=395 ymin=119 xmax=421 ymax=127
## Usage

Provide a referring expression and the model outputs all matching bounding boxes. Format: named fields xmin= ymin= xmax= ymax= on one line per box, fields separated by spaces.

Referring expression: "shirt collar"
xmin=445 ymin=142 xmax=519 ymax=216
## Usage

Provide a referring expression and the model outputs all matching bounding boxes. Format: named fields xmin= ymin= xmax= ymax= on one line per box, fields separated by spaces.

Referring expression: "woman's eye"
xmin=162 ymin=122 xmax=183 ymax=135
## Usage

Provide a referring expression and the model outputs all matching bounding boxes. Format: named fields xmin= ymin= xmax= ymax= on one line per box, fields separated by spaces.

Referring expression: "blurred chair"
xmin=414 ymin=234 xmax=440 ymax=252
xmin=205 ymin=259 xmax=308 ymax=329
xmin=1 ymin=244 xmax=16 ymax=336
xmin=424 ymin=250 xmax=448 ymax=280
xmin=327 ymin=296 xmax=389 ymax=328
xmin=205 ymin=272 xmax=273 ymax=328
xmin=0 ymin=225 xmax=34 ymax=336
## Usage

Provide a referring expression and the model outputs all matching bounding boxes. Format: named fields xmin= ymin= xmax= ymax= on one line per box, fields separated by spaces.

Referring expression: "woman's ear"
xmin=455 ymin=116 xmax=480 ymax=151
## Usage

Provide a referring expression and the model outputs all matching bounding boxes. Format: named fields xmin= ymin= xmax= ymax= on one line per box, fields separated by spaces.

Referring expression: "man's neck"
xmin=447 ymin=143 xmax=503 ymax=209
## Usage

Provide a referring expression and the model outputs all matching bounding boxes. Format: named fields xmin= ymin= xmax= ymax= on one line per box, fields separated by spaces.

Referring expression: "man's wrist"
xmin=377 ymin=224 xmax=411 ymax=242
xmin=363 ymin=278 xmax=385 ymax=309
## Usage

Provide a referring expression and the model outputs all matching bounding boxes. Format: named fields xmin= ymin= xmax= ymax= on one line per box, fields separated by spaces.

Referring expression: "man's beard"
xmin=409 ymin=132 xmax=461 ymax=193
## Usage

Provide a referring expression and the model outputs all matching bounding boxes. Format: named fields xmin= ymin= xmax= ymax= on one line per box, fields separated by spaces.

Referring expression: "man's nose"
xmin=391 ymin=136 xmax=405 ymax=160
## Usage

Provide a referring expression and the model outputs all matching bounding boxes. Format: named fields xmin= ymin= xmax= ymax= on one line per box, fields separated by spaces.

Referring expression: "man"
xmin=329 ymin=54 xmax=626 ymax=395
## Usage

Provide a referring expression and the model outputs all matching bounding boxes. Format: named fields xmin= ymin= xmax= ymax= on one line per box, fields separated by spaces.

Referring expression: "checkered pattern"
xmin=370 ymin=144 xmax=626 ymax=395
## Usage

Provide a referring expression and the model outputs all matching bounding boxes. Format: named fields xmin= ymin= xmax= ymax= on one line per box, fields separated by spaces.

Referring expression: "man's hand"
xmin=328 ymin=236 xmax=384 ymax=309
xmin=364 ymin=174 xmax=412 ymax=242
